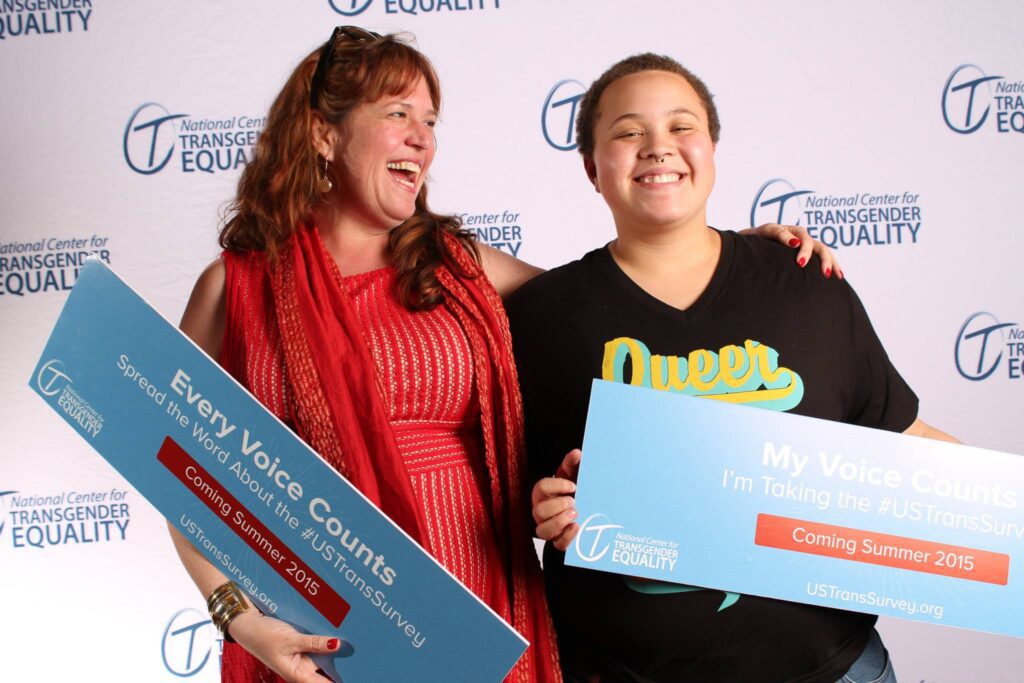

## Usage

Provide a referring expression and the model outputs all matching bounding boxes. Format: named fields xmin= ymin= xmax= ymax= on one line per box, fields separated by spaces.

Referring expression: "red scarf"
xmin=269 ymin=226 xmax=429 ymax=543
xmin=221 ymin=225 xmax=561 ymax=682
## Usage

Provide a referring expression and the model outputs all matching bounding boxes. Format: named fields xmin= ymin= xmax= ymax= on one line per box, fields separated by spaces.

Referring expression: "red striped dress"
xmin=343 ymin=266 xmax=510 ymax=613
xmin=219 ymin=261 xmax=514 ymax=682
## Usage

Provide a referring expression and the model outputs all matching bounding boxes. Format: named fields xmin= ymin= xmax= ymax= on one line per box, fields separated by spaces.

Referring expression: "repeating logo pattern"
xmin=542 ymin=79 xmax=585 ymax=151
xmin=0 ymin=1 xmax=93 ymax=40
xmin=0 ymin=235 xmax=111 ymax=297
xmin=750 ymin=178 xmax=923 ymax=250
xmin=162 ymin=608 xmax=219 ymax=677
xmin=750 ymin=179 xmax=812 ymax=227
xmin=123 ymin=103 xmax=264 ymax=176
xmin=955 ymin=312 xmax=1022 ymax=381
xmin=123 ymin=103 xmax=188 ymax=175
xmin=327 ymin=0 xmax=501 ymax=17
xmin=460 ymin=209 xmax=523 ymax=256
xmin=328 ymin=0 xmax=374 ymax=14
xmin=942 ymin=64 xmax=1024 ymax=134
xmin=2 ymin=487 xmax=130 ymax=550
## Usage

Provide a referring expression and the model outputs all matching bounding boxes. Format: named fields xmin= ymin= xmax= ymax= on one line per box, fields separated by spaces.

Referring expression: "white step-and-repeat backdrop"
xmin=2 ymin=1 xmax=1022 ymax=680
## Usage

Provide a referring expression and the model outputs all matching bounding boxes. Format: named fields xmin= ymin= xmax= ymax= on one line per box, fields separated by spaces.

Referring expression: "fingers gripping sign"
xmin=532 ymin=449 xmax=582 ymax=551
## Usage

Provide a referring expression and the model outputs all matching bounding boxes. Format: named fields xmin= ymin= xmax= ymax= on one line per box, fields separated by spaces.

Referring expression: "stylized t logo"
xmin=942 ymin=65 xmax=1003 ymax=134
xmin=955 ymin=313 xmax=1016 ymax=380
xmin=123 ymin=103 xmax=188 ymax=174
xmin=750 ymin=179 xmax=813 ymax=227
xmin=174 ymin=621 xmax=210 ymax=671
xmin=542 ymin=80 xmax=585 ymax=151
xmin=551 ymin=94 xmax=582 ymax=146
xmin=574 ymin=514 xmax=623 ymax=562
xmin=36 ymin=360 xmax=70 ymax=397
xmin=133 ymin=114 xmax=188 ymax=168
xmin=328 ymin=0 xmax=374 ymax=16
xmin=161 ymin=614 xmax=213 ymax=675
xmin=757 ymin=190 xmax=814 ymax=225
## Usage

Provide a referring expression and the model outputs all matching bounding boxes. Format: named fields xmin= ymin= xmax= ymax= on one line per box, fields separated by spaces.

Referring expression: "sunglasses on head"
xmin=310 ymin=25 xmax=382 ymax=110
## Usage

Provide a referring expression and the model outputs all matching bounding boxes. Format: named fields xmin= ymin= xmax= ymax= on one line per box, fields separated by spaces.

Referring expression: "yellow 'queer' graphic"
xmin=601 ymin=337 xmax=804 ymax=411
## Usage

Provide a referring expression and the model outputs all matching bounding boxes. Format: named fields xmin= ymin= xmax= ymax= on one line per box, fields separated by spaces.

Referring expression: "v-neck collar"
xmin=593 ymin=228 xmax=735 ymax=322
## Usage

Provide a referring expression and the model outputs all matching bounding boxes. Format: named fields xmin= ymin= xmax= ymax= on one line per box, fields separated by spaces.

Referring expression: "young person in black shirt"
xmin=506 ymin=54 xmax=957 ymax=683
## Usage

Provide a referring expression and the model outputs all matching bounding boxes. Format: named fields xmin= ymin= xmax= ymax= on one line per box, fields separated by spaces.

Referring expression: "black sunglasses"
xmin=310 ymin=25 xmax=382 ymax=110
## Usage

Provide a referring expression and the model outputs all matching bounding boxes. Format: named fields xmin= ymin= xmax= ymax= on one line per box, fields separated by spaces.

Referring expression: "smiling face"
xmin=322 ymin=75 xmax=437 ymax=233
xmin=586 ymin=70 xmax=716 ymax=235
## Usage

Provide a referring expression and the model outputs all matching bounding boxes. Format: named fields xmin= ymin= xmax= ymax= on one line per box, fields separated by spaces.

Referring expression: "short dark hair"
xmin=575 ymin=53 xmax=721 ymax=157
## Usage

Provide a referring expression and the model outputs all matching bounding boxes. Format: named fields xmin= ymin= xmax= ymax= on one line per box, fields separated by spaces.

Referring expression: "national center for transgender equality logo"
xmin=955 ymin=312 xmax=1024 ymax=381
xmin=750 ymin=178 xmax=923 ymax=250
xmin=0 ymin=2 xmax=93 ymax=40
xmin=122 ymin=103 xmax=265 ymax=176
xmin=942 ymin=64 xmax=1024 ymax=135
xmin=328 ymin=0 xmax=502 ymax=17
xmin=162 ymin=607 xmax=219 ymax=677
xmin=35 ymin=357 xmax=104 ymax=438
xmin=542 ymin=79 xmax=585 ymax=151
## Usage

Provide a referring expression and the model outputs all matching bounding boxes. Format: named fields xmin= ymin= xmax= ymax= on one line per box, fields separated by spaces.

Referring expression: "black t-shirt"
xmin=505 ymin=231 xmax=919 ymax=683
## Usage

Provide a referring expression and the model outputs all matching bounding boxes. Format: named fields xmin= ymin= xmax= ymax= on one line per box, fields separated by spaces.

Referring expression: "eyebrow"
xmin=392 ymin=101 xmax=439 ymax=117
xmin=608 ymin=108 xmax=699 ymax=126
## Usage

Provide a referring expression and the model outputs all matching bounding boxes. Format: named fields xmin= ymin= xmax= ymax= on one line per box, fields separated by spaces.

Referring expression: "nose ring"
xmin=655 ymin=154 xmax=666 ymax=163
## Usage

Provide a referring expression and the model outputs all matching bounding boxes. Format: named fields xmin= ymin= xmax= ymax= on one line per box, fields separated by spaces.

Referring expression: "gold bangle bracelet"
xmin=207 ymin=581 xmax=250 ymax=642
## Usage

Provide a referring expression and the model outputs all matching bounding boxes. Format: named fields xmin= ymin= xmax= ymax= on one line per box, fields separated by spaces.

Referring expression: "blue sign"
xmin=567 ymin=380 xmax=1024 ymax=638
xmin=29 ymin=260 xmax=526 ymax=682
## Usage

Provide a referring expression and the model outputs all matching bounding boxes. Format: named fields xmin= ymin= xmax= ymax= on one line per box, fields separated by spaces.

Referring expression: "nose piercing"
xmin=655 ymin=154 xmax=666 ymax=163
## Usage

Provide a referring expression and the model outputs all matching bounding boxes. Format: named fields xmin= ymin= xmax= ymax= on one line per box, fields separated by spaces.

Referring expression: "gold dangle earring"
xmin=317 ymin=156 xmax=333 ymax=194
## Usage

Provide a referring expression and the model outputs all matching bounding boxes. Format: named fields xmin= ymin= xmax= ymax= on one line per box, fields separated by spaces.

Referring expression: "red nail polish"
xmin=328 ymin=638 xmax=340 ymax=650
xmin=825 ymin=268 xmax=832 ymax=279
xmin=788 ymin=238 xmax=801 ymax=248
xmin=798 ymin=257 xmax=807 ymax=267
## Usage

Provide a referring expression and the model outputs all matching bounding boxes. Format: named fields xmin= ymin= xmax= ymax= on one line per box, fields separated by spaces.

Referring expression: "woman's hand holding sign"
xmin=532 ymin=449 xmax=583 ymax=551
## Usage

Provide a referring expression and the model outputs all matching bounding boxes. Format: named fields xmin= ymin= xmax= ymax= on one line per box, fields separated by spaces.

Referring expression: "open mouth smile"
xmin=387 ymin=160 xmax=422 ymax=189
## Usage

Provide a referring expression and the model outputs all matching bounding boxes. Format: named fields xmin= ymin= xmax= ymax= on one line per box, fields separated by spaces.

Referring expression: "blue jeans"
xmin=836 ymin=629 xmax=897 ymax=683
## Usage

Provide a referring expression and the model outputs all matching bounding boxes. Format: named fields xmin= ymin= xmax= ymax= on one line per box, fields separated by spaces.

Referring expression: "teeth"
xmin=639 ymin=173 xmax=682 ymax=184
xmin=387 ymin=161 xmax=421 ymax=174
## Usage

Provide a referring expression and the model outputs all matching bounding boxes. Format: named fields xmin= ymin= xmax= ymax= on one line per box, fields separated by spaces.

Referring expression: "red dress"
xmin=343 ymin=266 xmax=511 ymax=615
xmin=217 ymin=244 xmax=559 ymax=681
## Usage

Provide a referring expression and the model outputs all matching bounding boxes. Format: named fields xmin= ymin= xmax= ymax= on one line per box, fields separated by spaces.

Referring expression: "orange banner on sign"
xmin=754 ymin=513 xmax=1009 ymax=585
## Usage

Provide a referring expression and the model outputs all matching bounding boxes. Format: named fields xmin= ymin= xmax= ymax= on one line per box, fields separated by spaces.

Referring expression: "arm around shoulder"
xmin=477 ymin=243 xmax=544 ymax=299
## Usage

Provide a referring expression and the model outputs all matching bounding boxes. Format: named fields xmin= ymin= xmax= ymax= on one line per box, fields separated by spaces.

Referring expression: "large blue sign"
xmin=567 ymin=380 xmax=1024 ymax=638
xmin=29 ymin=260 xmax=526 ymax=682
